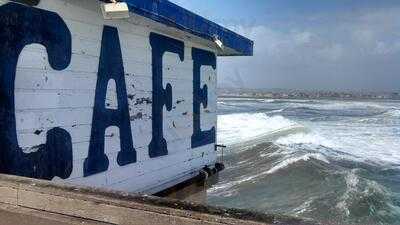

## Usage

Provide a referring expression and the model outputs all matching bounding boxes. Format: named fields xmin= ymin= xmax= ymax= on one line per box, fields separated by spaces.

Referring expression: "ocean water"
xmin=207 ymin=98 xmax=400 ymax=225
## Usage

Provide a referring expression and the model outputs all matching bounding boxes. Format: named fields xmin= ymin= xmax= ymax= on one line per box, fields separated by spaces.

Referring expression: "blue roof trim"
xmin=101 ymin=0 xmax=253 ymax=56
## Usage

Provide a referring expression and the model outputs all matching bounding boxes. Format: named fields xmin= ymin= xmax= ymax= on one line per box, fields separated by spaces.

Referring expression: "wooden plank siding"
xmin=0 ymin=0 xmax=218 ymax=193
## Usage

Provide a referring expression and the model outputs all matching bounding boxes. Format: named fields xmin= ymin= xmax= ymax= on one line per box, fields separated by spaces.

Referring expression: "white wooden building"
xmin=0 ymin=0 xmax=253 ymax=194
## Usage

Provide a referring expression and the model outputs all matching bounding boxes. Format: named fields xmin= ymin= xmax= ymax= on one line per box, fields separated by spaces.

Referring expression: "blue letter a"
xmin=84 ymin=26 xmax=136 ymax=177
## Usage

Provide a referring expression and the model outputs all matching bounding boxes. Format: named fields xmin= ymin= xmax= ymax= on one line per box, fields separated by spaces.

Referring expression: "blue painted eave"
xmin=101 ymin=0 xmax=253 ymax=56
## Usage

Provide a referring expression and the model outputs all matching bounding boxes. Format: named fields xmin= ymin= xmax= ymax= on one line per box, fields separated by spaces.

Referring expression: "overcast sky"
xmin=170 ymin=0 xmax=400 ymax=92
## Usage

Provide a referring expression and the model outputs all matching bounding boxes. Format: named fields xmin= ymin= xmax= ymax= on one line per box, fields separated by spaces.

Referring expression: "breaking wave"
xmin=266 ymin=153 xmax=329 ymax=175
xmin=276 ymin=132 xmax=335 ymax=149
xmin=385 ymin=109 xmax=400 ymax=117
xmin=217 ymin=112 xmax=302 ymax=146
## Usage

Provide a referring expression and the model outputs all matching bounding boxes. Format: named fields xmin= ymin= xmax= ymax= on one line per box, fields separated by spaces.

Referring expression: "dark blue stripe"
xmin=100 ymin=0 xmax=253 ymax=56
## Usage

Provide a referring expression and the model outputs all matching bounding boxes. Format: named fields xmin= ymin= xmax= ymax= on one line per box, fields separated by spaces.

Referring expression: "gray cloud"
xmin=219 ymin=7 xmax=400 ymax=92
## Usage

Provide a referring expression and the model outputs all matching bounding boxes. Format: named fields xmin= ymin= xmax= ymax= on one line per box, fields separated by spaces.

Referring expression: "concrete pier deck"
xmin=0 ymin=204 xmax=111 ymax=225
xmin=0 ymin=174 xmax=316 ymax=225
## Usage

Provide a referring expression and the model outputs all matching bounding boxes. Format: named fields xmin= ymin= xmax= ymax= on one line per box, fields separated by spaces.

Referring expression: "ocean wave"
xmin=268 ymin=99 xmax=323 ymax=104
xmin=218 ymin=112 xmax=300 ymax=146
xmin=210 ymin=150 xmax=330 ymax=196
xmin=335 ymin=169 xmax=400 ymax=223
xmin=315 ymin=101 xmax=387 ymax=110
xmin=265 ymin=108 xmax=285 ymax=114
xmin=275 ymin=131 xmax=400 ymax=166
xmin=276 ymin=132 xmax=336 ymax=149
xmin=287 ymin=106 xmax=388 ymax=118
xmin=336 ymin=170 xmax=361 ymax=216
xmin=385 ymin=109 xmax=400 ymax=117
xmin=210 ymin=138 xmax=400 ymax=224
xmin=213 ymin=98 xmax=400 ymax=224
xmin=208 ymin=173 xmax=263 ymax=196
xmin=258 ymin=99 xmax=277 ymax=103
xmin=291 ymin=197 xmax=318 ymax=216
xmin=266 ymin=153 xmax=330 ymax=174
xmin=356 ymin=108 xmax=400 ymax=125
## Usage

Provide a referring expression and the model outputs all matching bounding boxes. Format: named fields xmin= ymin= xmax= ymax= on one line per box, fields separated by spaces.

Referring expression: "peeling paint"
xmin=134 ymin=97 xmax=152 ymax=105
xmin=105 ymin=133 xmax=115 ymax=138
xmin=130 ymin=112 xmax=143 ymax=121
xmin=34 ymin=129 xmax=43 ymax=135
xmin=46 ymin=118 xmax=54 ymax=124
xmin=128 ymin=94 xmax=135 ymax=100
xmin=24 ymin=144 xmax=45 ymax=154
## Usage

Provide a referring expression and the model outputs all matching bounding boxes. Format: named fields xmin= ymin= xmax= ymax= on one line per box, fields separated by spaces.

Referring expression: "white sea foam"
xmin=266 ymin=153 xmax=330 ymax=174
xmin=276 ymin=133 xmax=335 ymax=148
xmin=266 ymin=108 xmax=285 ymax=114
xmin=313 ymin=100 xmax=386 ymax=111
xmin=218 ymin=113 xmax=299 ymax=145
xmin=337 ymin=170 xmax=360 ymax=216
xmin=386 ymin=109 xmax=400 ymax=117
xmin=276 ymin=122 xmax=400 ymax=165
xmin=208 ymin=175 xmax=258 ymax=195
xmin=291 ymin=197 xmax=316 ymax=215
xmin=345 ymin=171 xmax=360 ymax=188
xmin=336 ymin=169 xmax=391 ymax=217
xmin=260 ymin=99 xmax=276 ymax=103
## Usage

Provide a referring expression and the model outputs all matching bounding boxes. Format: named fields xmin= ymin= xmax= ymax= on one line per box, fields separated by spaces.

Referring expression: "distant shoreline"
xmin=218 ymin=88 xmax=400 ymax=101
xmin=218 ymin=95 xmax=400 ymax=101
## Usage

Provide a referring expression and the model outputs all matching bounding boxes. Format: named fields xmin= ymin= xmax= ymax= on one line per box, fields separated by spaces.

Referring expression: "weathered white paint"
xmin=8 ymin=0 xmax=218 ymax=193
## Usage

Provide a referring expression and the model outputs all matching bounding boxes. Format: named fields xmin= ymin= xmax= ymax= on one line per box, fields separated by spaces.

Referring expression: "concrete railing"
xmin=0 ymin=174 xmax=315 ymax=225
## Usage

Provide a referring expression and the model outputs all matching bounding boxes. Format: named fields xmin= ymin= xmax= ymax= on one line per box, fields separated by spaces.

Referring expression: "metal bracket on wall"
xmin=215 ymin=144 xmax=227 ymax=163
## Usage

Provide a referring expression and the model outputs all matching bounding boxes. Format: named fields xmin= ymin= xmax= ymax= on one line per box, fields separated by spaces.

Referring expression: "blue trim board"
xmin=101 ymin=0 xmax=253 ymax=56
